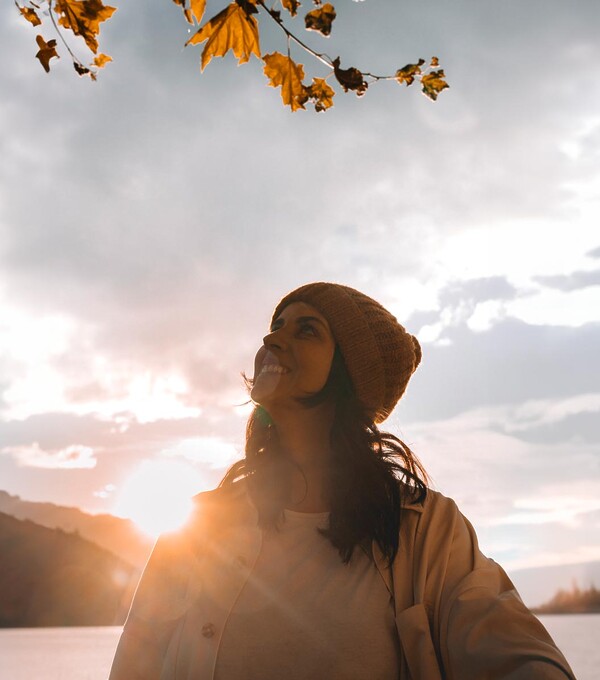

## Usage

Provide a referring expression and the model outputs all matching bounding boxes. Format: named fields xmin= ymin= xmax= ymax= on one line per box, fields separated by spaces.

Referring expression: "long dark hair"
xmin=220 ymin=347 xmax=428 ymax=564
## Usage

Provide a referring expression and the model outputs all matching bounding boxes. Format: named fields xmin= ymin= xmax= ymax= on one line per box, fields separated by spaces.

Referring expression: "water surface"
xmin=0 ymin=615 xmax=596 ymax=679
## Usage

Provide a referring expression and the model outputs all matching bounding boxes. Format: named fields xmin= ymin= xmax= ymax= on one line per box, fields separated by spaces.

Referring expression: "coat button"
xmin=201 ymin=623 xmax=216 ymax=639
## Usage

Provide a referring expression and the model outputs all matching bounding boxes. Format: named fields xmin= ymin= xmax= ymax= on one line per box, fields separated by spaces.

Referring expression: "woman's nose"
xmin=263 ymin=328 xmax=286 ymax=349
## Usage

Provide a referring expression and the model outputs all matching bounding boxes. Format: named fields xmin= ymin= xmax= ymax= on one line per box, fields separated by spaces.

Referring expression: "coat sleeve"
xmin=109 ymin=529 xmax=199 ymax=680
xmin=433 ymin=500 xmax=576 ymax=680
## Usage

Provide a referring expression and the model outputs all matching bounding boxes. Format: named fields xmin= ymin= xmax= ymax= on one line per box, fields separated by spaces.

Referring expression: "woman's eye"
xmin=299 ymin=324 xmax=317 ymax=336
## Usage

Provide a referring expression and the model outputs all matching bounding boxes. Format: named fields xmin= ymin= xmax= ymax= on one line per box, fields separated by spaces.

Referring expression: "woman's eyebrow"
xmin=296 ymin=315 xmax=328 ymax=329
xmin=270 ymin=315 xmax=329 ymax=331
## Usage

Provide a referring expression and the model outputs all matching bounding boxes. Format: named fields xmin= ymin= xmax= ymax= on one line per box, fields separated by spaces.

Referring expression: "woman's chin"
xmin=250 ymin=383 xmax=276 ymax=406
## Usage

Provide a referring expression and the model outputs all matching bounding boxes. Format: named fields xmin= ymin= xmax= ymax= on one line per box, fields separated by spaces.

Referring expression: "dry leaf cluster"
xmin=16 ymin=0 xmax=449 ymax=111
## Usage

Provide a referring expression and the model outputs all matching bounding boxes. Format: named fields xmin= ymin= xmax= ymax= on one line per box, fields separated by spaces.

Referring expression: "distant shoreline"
xmin=530 ymin=584 xmax=600 ymax=615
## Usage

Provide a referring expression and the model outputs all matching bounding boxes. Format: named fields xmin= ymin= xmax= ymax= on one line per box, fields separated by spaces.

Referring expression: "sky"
xmin=0 ymin=0 xmax=599 ymax=572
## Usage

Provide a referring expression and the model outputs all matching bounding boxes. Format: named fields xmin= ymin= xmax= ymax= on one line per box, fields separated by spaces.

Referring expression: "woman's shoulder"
xmin=192 ymin=478 xmax=248 ymax=508
xmin=399 ymin=483 xmax=459 ymax=516
xmin=188 ymin=479 xmax=256 ymax=529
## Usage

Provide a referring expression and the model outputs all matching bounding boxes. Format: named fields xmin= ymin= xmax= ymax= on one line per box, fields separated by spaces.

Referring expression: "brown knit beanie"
xmin=271 ymin=282 xmax=421 ymax=424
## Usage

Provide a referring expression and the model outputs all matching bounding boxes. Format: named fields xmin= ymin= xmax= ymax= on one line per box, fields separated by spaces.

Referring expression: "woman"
xmin=110 ymin=282 xmax=575 ymax=680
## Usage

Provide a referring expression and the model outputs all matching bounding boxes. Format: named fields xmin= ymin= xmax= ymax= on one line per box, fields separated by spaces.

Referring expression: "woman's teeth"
xmin=260 ymin=364 xmax=288 ymax=375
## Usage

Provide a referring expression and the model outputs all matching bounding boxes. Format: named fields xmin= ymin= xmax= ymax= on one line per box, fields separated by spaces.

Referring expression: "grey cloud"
xmin=587 ymin=246 xmax=600 ymax=259
xmin=395 ymin=319 xmax=600 ymax=423
xmin=500 ymin=410 xmax=600 ymax=446
xmin=534 ymin=269 xmax=600 ymax=292
xmin=403 ymin=310 xmax=441 ymax=333
xmin=0 ymin=411 xmax=244 ymax=453
xmin=439 ymin=277 xmax=520 ymax=308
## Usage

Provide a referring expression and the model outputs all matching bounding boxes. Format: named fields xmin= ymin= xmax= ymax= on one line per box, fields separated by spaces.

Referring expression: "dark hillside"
xmin=0 ymin=490 xmax=152 ymax=569
xmin=0 ymin=512 xmax=139 ymax=627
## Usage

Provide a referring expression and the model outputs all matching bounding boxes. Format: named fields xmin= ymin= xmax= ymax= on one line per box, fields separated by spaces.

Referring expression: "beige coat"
xmin=109 ymin=482 xmax=575 ymax=680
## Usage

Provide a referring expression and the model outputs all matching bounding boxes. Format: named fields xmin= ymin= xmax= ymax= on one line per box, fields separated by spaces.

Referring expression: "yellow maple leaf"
xmin=187 ymin=2 xmax=260 ymax=71
xmin=18 ymin=5 xmax=42 ymax=26
xmin=263 ymin=52 xmax=308 ymax=111
xmin=304 ymin=3 xmax=336 ymax=36
xmin=421 ymin=69 xmax=449 ymax=101
xmin=308 ymin=77 xmax=334 ymax=112
xmin=395 ymin=59 xmax=425 ymax=87
xmin=54 ymin=0 xmax=117 ymax=54
xmin=35 ymin=34 xmax=59 ymax=72
xmin=93 ymin=53 xmax=112 ymax=68
xmin=281 ymin=0 xmax=300 ymax=17
xmin=190 ymin=0 xmax=206 ymax=23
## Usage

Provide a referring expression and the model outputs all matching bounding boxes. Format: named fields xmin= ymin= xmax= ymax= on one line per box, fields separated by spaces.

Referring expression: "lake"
xmin=0 ymin=615 xmax=597 ymax=679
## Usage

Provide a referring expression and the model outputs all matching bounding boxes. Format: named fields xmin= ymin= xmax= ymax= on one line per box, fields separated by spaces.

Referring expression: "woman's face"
xmin=251 ymin=301 xmax=336 ymax=410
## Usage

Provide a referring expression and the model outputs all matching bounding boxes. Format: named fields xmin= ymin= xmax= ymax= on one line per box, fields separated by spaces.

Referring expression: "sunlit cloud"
xmin=0 ymin=300 xmax=203 ymax=422
xmin=75 ymin=371 xmax=203 ymax=424
xmin=493 ymin=496 xmax=600 ymax=527
xmin=93 ymin=483 xmax=116 ymax=499
xmin=404 ymin=398 xmax=599 ymax=519
xmin=502 ymin=393 xmax=600 ymax=432
xmin=504 ymin=546 xmax=600 ymax=572
xmin=0 ymin=305 xmax=78 ymax=420
xmin=506 ymin=285 xmax=600 ymax=327
xmin=4 ymin=442 xmax=97 ymax=469
xmin=160 ymin=436 xmax=240 ymax=470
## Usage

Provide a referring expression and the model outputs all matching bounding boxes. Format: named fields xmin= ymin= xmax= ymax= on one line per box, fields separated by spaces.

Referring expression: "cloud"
xmin=161 ymin=436 xmax=240 ymax=469
xmin=394 ymin=318 xmax=600 ymax=424
xmin=5 ymin=442 xmax=97 ymax=469
xmin=438 ymin=277 xmax=520 ymax=308
xmin=397 ymin=403 xmax=599 ymax=569
xmin=0 ymin=410 xmax=246 ymax=455
xmin=534 ymin=269 xmax=600 ymax=292
xmin=492 ymin=496 xmax=600 ymax=528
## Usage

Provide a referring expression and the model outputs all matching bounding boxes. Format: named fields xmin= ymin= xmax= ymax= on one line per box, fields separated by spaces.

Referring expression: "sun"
xmin=113 ymin=459 xmax=205 ymax=538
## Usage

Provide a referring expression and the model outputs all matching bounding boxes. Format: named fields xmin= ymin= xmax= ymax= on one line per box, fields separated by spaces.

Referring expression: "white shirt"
xmin=214 ymin=509 xmax=400 ymax=680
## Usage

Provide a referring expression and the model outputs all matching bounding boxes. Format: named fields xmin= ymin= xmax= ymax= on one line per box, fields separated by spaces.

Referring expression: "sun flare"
xmin=114 ymin=460 xmax=205 ymax=538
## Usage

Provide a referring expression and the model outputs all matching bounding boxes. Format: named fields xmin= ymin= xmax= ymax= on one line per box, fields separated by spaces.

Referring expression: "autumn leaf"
xmin=333 ymin=58 xmax=367 ymax=96
xmin=281 ymin=0 xmax=300 ymax=17
xmin=304 ymin=3 xmax=336 ymax=37
xmin=54 ymin=0 xmax=117 ymax=54
xmin=190 ymin=0 xmax=206 ymax=23
xmin=263 ymin=52 xmax=308 ymax=111
xmin=172 ymin=0 xmax=191 ymax=23
xmin=421 ymin=69 xmax=449 ymax=101
xmin=35 ymin=34 xmax=59 ymax=72
xmin=187 ymin=2 xmax=260 ymax=71
xmin=93 ymin=53 xmax=112 ymax=68
xmin=73 ymin=61 xmax=92 ymax=76
xmin=430 ymin=56 xmax=439 ymax=67
xmin=395 ymin=59 xmax=425 ymax=87
xmin=17 ymin=4 xmax=42 ymax=26
xmin=307 ymin=77 xmax=334 ymax=112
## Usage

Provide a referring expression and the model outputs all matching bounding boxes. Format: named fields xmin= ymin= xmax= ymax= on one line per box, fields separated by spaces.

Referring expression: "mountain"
xmin=0 ymin=490 xmax=153 ymax=570
xmin=509 ymin=561 xmax=600 ymax=608
xmin=0 ymin=512 xmax=139 ymax=627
